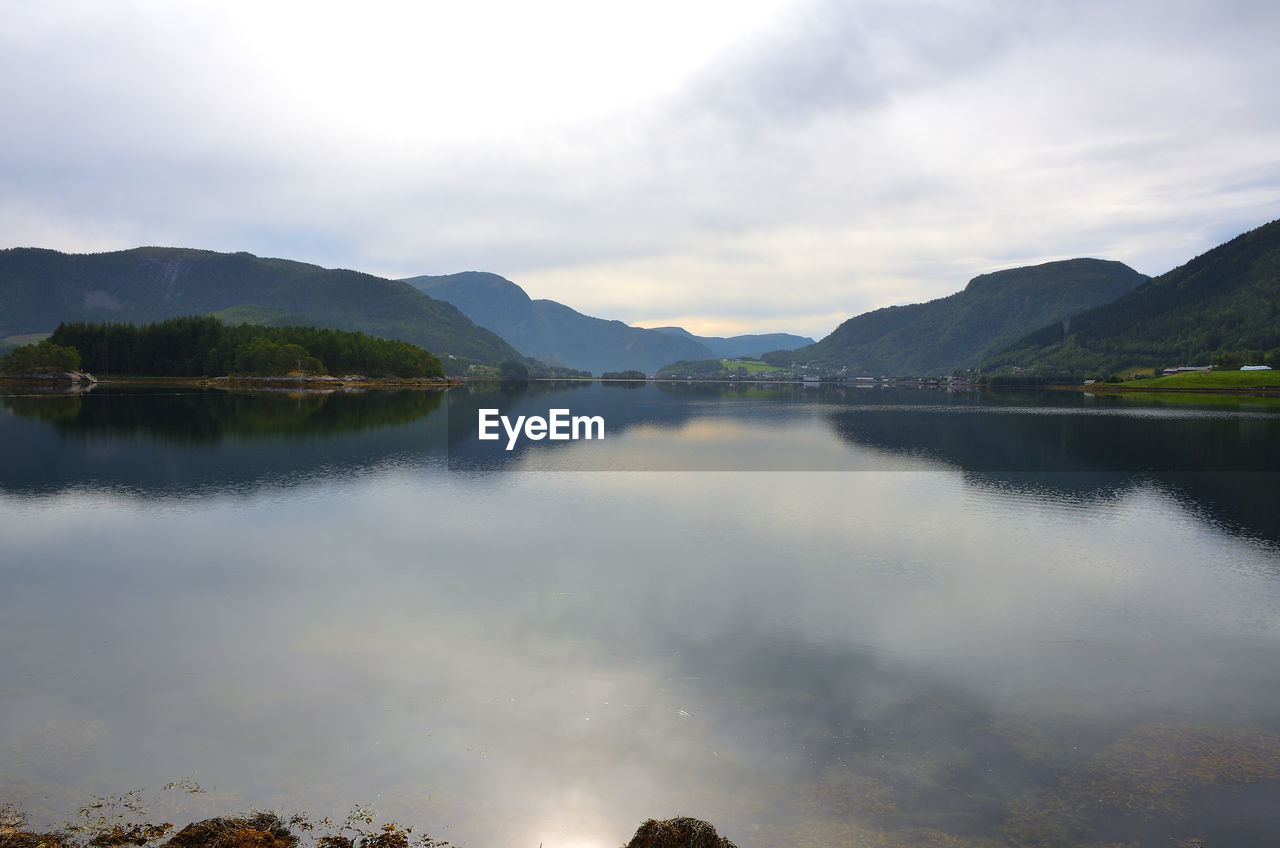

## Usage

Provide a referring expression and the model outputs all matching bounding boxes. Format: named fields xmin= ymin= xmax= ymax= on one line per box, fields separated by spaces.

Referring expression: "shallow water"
xmin=2 ymin=383 xmax=1279 ymax=847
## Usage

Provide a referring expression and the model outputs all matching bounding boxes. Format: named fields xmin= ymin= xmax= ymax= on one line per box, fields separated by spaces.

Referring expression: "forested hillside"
xmin=43 ymin=316 xmax=445 ymax=378
xmin=405 ymin=271 xmax=716 ymax=375
xmin=785 ymin=259 xmax=1147 ymax=377
xmin=0 ymin=247 xmax=524 ymax=371
xmin=987 ymin=218 xmax=1280 ymax=379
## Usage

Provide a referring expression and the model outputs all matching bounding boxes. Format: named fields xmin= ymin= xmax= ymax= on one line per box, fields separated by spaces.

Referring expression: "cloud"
xmin=684 ymin=0 xmax=1018 ymax=125
xmin=479 ymin=0 xmax=1280 ymax=334
xmin=2 ymin=0 xmax=1278 ymax=339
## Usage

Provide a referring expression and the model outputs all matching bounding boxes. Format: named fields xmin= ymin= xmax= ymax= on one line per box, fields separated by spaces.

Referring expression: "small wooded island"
xmin=0 ymin=316 xmax=454 ymax=385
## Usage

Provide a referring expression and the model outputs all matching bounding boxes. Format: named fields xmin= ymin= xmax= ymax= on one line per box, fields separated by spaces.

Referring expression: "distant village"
xmin=650 ymin=356 xmax=986 ymax=386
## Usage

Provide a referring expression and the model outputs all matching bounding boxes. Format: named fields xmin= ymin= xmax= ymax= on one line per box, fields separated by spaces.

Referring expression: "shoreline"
xmin=0 ymin=374 xmax=460 ymax=389
xmin=1075 ymin=383 xmax=1280 ymax=396
xmin=6 ymin=374 xmax=1280 ymax=396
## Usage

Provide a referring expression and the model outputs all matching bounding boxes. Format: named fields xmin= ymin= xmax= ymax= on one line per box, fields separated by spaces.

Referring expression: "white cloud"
xmin=2 ymin=0 xmax=1278 ymax=340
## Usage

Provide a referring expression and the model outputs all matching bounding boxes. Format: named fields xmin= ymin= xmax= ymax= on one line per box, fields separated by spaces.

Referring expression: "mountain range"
xmin=645 ymin=326 xmax=817 ymax=360
xmin=2 ymin=217 xmax=1277 ymax=381
xmin=403 ymin=271 xmax=814 ymax=375
xmin=987 ymin=217 xmax=1280 ymax=378
xmin=0 ymin=247 xmax=524 ymax=374
xmin=782 ymin=258 xmax=1150 ymax=376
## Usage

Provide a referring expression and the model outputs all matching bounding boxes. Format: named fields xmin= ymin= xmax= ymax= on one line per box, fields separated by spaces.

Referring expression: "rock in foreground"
xmin=624 ymin=818 xmax=736 ymax=848
xmin=165 ymin=813 xmax=298 ymax=848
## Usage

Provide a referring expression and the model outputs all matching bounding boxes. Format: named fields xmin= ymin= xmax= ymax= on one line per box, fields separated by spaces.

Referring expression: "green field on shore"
xmin=721 ymin=359 xmax=782 ymax=373
xmin=1120 ymin=369 xmax=1280 ymax=389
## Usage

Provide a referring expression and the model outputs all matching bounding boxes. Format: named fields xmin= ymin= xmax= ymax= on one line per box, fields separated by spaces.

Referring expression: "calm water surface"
xmin=2 ymin=382 xmax=1279 ymax=848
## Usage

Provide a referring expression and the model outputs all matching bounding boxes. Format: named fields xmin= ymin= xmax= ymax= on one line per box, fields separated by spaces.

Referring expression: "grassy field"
xmin=721 ymin=359 xmax=783 ymax=374
xmin=1120 ymin=369 xmax=1280 ymax=389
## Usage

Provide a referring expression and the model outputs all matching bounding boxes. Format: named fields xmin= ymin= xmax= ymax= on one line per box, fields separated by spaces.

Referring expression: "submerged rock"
xmin=164 ymin=814 xmax=297 ymax=848
xmin=1 ymin=833 xmax=78 ymax=848
xmin=624 ymin=818 xmax=737 ymax=848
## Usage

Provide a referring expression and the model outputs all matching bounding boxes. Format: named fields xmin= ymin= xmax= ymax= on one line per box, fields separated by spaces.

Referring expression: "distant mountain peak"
xmin=648 ymin=325 xmax=817 ymax=359
xmin=647 ymin=326 xmax=697 ymax=339
xmin=963 ymin=258 xmax=1138 ymax=294
xmin=402 ymin=274 xmax=814 ymax=374
xmin=793 ymin=257 xmax=1148 ymax=377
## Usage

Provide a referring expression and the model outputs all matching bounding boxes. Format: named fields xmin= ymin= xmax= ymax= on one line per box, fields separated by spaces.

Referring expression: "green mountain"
xmin=404 ymin=271 xmax=814 ymax=376
xmin=0 ymin=246 xmax=526 ymax=372
xmin=403 ymin=271 xmax=708 ymax=375
xmin=986 ymin=218 xmax=1280 ymax=379
xmin=646 ymin=326 xmax=815 ymax=359
xmin=787 ymin=259 xmax=1148 ymax=377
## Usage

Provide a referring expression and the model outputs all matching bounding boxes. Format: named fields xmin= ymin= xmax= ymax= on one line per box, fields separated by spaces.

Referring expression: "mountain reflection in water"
xmin=1 ymin=382 xmax=1278 ymax=848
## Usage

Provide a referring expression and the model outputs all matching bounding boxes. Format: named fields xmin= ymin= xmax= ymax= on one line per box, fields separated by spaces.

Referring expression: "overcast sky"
xmin=3 ymin=0 xmax=1278 ymax=339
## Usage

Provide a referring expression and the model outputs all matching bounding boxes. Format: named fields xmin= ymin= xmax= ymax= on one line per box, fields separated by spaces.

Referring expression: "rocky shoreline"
xmin=0 ymin=812 xmax=733 ymax=848
xmin=0 ymin=370 xmax=98 ymax=385
xmin=0 ymin=373 xmax=459 ymax=389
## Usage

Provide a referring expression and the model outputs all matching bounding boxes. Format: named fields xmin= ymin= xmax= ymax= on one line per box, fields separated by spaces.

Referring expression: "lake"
xmin=2 ymin=382 xmax=1279 ymax=848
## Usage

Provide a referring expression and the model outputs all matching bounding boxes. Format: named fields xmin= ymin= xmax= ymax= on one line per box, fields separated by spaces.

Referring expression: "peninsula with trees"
xmin=0 ymin=316 xmax=450 ymax=384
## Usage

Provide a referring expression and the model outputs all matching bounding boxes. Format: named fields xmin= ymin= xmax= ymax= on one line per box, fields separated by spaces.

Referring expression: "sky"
xmin=3 ymin=0 xmax=1279 ymax=341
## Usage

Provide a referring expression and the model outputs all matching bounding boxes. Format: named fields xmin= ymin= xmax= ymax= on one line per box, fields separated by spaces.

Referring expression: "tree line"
xmin=2 ymin=316 xmax=446 ymax=378
xmin=655 ymin=359 xmax=748 ymax=379
xmin=0 ymin=338 xmax=82 ymax=375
